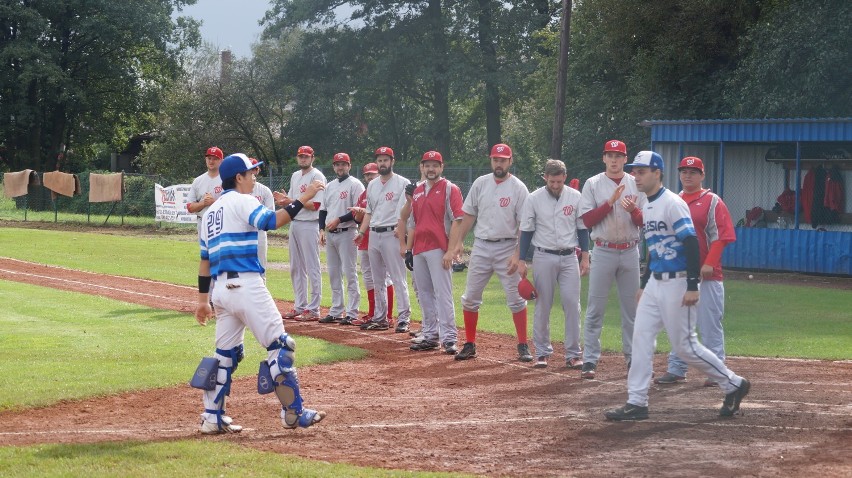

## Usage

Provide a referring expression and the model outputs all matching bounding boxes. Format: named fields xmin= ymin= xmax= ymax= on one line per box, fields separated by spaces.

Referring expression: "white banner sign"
xmin=155 ymin=183 xmax=197 ymax=223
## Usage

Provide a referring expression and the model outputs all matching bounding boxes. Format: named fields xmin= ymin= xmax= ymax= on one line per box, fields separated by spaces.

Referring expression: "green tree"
xmin=0 ymin=0 xmax=200 ymax=173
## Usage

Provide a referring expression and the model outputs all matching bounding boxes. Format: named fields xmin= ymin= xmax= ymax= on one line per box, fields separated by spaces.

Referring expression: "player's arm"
xmin=637 ymin=251 xmax=653 ymax=303
xmin=354 ymin=212 xmax=372 ymax=245
xmin=578 ymin=228 xmax=590 ymax=276
xmin=447 ymin=213 xmax=475 ymax=256
xmin=581 ymin=184 xmax=626 ymax=227
xmin=195 ymin=259 xmax=213 ymax=326
xmin=682 ymin=235 xmax=701 ymax=306
xmin=270 ymin=180 xmax=325 ymax=229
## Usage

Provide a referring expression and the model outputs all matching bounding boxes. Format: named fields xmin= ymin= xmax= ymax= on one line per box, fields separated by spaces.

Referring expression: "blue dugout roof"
xmin=640 ymin=118 xmax=852 ymax=143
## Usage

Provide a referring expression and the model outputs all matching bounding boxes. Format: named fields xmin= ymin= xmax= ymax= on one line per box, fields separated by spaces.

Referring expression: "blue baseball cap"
xmin=625 ymin=151 xmax=664 ymax=172
xmin=219 ymin=153 xmax=263 ymax=180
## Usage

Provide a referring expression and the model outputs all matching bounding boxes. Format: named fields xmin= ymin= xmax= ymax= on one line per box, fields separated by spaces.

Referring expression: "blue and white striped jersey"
xmin=199 ymin=190 xmax=278 ymax=276
xmin=642 ymin=187 xmax=696 ymax=273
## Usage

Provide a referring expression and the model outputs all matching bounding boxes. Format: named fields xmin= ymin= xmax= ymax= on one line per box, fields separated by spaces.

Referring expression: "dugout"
xmin=640 ymin=118 xmax=852 ymax=276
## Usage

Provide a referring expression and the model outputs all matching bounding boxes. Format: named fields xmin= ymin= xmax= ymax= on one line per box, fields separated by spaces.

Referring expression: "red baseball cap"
xmin=678 ymin=156 xmax=705 ymax=173
xmin=332 ymin=152 xmax=351 ymax=164
xmin=205 ymin=146 xmax=224 ymax=160
xmin=297 ymin=145 xmax=314 ymax=156
xmin=363 ymin=162 xmax=379 ymax=174
xmin=490 ymin=143 xmax=512 ymax=159
xmin=421 ymin=150 xmax=443 ymax=163
xmin=604 ymin=140 xmax=627 ymax=155
xmin=518 ymin=277 xmax=537 ymax=300
xmin=374 ymin=146 xmax=394 ymax=158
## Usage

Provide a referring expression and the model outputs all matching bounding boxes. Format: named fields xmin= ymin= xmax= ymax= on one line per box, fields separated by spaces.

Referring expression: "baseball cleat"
xmin=295 ymin=312 xmax=321 ymax=322
xmin=362 ymin=319 xmax=389 ymax=331
xmin=720 ymin=378 xmax=750 ymax=417
xmin=410 ymin=340 xmax=439 ymax=351
xmin=703 ymin=379 xmax=719 ymax=387
xmin=394 ymin=321 xmax=410 ymax=333
xmin=654 ymin=372 xmax=686 ymax=385
xmin=580 ymin=362 xmax=596 ymax=379
xmin=318 ymin=314 xmax=340 ymax=323
xmin=443 ymin=342 xmax=458 ymax=355
xmin=200 ymin=417 xmax=243 ymax=434
xmin=534 ymin=356 xmax=548 ymax=368
xmin=283 ymin=409 xmax=326 ymax=429
xmin=517 ymin=343 xmax=533 ymax=362
xmin=566 ymin=357 xmax=583 ymax=369
xmin=604 ymin=403 xmax=649 ymax=421
xmin=351 ymin=315 xmax=372 ymax=326
xmin=282 ymin=309 xmax=304 ymax=320
xmin=338 ymin=316 xmax=357 ymax=325
xmin=455 ymin=342 xmax=477 ymax=360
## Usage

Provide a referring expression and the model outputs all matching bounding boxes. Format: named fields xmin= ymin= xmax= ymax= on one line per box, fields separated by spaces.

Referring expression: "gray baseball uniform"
xmin=322 ymin=175 xmax=365 ymax=318
xmin=365 ymin=173 xmax=411 ymax=324
xmin=460 ymin=174 xmax=529 ymax=313
xmin=188 ymin=172 xmax=223 ymax=236
xmin=251 ymin=182 xmax=275 ymax=271
xmin=520 ymin=185 xmax=585 ymax=361
xmin=287 ymin=168 xmax=326 ymax=314
xmin=579 ymin=172 xmax=646 ymax=366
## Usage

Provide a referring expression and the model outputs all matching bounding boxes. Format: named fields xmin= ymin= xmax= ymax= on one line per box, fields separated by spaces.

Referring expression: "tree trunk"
xmin=550 ymin=0 xmax=573 ymax=160
xmin=427 ymin=0 xmax=451 ymax=160
xmin=478 ymin=0 xmax=502 ymax=147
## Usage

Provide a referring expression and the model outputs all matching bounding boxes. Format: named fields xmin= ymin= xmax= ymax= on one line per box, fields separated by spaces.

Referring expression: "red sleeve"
xmin=630 ymin=207 xmax=643 ymax=227
xmin=704 ymin=240 xmax=727 ymax=268
xmin=581 ymin=202 xmax=613 ymax=228
xmin=449 ymin=184 xmax=464 ymax=219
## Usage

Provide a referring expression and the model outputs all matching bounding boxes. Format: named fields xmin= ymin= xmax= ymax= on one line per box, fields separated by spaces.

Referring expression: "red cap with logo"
xmin=297 ymin=145 xmax=314 ymax=156
xmin=332 ymin=152 xmax=351 ymax=164
xmin=518 ymin=277 xmax=537 ymax=300
xmin=603 ymin=140 xmax=627 ymax=155
xmin=490 ymin=143 xmax=512 ymax=159
xmin=421 ymin=150 xmax=443 ymax=163
xmin=678 ymin=156 xmax=705 ymax=173
xmin=363 ymin=162 xmax=379 ymax=174
xmin=374 ymin=146 xmax=394 ymax=158
xmin=205 ymin=146 xmax=224 ymax=160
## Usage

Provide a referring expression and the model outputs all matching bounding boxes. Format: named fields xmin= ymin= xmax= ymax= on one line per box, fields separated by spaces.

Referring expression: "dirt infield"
xmin=0 ymin=257 xmax=849 ymax=477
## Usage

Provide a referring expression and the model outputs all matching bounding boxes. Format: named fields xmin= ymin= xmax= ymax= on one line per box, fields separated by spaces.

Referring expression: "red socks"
xmin=512 ymin=308 xmax=528 ymax=344
xmin=366 ymin=289 xmax=375 ymax=317
xmin=387 ymin=284 xmax=394 ymax=316
xmin=463 ymin=310 xmax=479 ymax=343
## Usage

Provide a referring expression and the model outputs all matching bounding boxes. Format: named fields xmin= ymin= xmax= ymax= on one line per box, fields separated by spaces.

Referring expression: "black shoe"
xmin=443 ymin=342 xmax=458 ymax=355
xmin=605 ymin=403 xmax=649 ymax=421
xmin=455 ymin=342 xmax=477 ymax=360
xmin=339 ymin=316 xmax=356 ymax=325
xmin=581 ymin=362 xmax=596 ymax=379
xmin=517 ymin=343 xmax=533 ymax=362
xmin=394 ymin=321 xmax=410 ymax=333
xmin=363 ymin=319 xmax=389 ymax=331
xmin=318 ymin=314 xmax=339 ymax=324
xmin=720 ymin=378 xmax=751 ymax=417
xmin=410 ymin=340 xmax=439 ymax=351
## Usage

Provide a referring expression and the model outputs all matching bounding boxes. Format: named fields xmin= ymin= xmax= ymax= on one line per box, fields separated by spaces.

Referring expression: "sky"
xmin=175 ymin=0 xmax=272 ymax=58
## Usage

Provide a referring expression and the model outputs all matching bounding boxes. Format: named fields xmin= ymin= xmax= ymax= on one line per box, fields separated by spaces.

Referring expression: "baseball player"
xmin=518 ymin=159 xmax=590 ymax=368
xmin=249 ymin=158 xmax=275 ymax=271
xmin=446 ymin=143 xmax=532 ymax=362
xmin=654 ymin=156 xmax=736 ymax=387
xmin=354 ymin=146 xmax=411 ymax=332
xmin=578 ymin=140 xmax=646 ymax=379
xmin=187 ymin=147 xmax=225 ymax=301
xmin=279 ymin=146 xmax=326 ymax=321
xmin=192 ymin=153 xmax=326 ymax=433
xmin=318 ymin=152 xmax=365 ymax=324
xmin=604 ymin=151 xmax=750 ymax=421
xmin=407 ymin=151 xmax=464 ymax=354
xmin=344 ymin=162 xmax=395 ymax=326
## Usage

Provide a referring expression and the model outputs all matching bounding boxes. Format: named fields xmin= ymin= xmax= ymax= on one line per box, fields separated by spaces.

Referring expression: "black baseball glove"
xmin=405 ymin=183 xmax=416 ymax=197
xmin=404 ymin=250 xmax=414 ymax=271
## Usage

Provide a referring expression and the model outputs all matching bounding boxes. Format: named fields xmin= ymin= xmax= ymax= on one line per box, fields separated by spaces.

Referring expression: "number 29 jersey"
xmin=199 ymin=190 xmax=278 ymax=276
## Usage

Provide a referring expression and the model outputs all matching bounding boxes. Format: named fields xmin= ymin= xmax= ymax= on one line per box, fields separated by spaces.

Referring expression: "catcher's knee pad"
xmin=262 ymin=334 xmax=304 ymax=425
xmin=205 ymin=344 xmax=244 ymax=428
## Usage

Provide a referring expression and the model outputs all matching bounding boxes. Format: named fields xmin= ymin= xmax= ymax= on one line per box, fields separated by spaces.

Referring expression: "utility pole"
xmin=549 ymin=0 xmax=573 ymax=160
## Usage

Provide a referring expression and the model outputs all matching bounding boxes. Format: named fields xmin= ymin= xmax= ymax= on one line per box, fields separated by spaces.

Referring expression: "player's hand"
xmin=516 ymin=260 xmax=529 ymax=278
xmin=353 ymin=231 xmax=364 ymax=245
xmin=404 ymin=250 xmax=414 ymax=271
xmin=682 ymin=290 xmax=699 ymax=307
xmin=299 ymin=180 xmax=325 ymax=202
xmin=326 ymin=217 xmax=340 ymax=231
xmin=608 ymin=184 xmax=626 ymax=206
xmin=273 ymin=190 xmax=290 ymax=206
xmin=700 ymin=264 xmax=713 ymax=279
xmin=348 ymin=206 xmax=366 ymax=222
xmin=620 ymin=196 xmax=637 ymax=212
xmin=405 ymin=183 xmax=416 ymax=197
xmin=635 ymin=289 xmax=644 ymax=303
xmin=579 ymin=253 xmax=590 ymax=276
xmin=195 ymin=301 xmax=213 ymax=326
xmin=202 ymin=193 xmax=215 ymax=207
xmin=442 ymin=250 xmax=454 ymax=270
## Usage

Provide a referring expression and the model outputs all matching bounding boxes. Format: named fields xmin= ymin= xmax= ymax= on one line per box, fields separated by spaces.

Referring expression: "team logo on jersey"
xmin=625 ymin=194 xmax=638 ymax=203
xmin=255 ymin=195 xmax=262 ymax=203
xmin=644 ymin=220 xmax=668 ymax=232
xmin=413 ymin=191 xmax=425 ymax=201
xmin=499 ymin=197 xmax=511 ymax=207
xmin=563 ymin=205 xmax=574 ymax=216
xmin=339 ymin=191 xmax=348 ymax=199
xmin=300 ymin=184 xmax=307 ymax=193
xmin=214 ymin=186 xmax=223 ymax=194
xmin=386 ymin=192 xmax=395 ymax=201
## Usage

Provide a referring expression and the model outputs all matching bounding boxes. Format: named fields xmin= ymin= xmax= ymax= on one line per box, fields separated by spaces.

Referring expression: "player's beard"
xmin=547 ymin=185 xmax=563 ymax=198
xmin=493 ymin=168 xmax=508 ymax=178
xmin=425 ymin=171 xmax=440 ymax=181
xmin=378 ymin=165 xmax=392 ymax=176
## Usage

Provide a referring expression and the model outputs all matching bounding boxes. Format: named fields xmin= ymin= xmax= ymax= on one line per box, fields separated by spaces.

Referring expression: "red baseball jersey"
xmin=356 ymin=189 xmax=370 ymax=251
xmin=410 ymin=178 xmax=464 ymax=254
xmin=680 ymin=189 xmax=736 ymax=281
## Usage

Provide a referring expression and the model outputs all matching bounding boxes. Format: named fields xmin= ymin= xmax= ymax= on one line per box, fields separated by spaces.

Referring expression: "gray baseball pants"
xmin=289 ymin=220 xmax=322 ymax=314
xmin=326 ymin=229 xmax=360 ymax=318
xmin=667 ymin=280 xmax=726 ymax=377
xmin=531 ymin=249 xmax=582 ymax=360
xmin=461 ymin=239 xmax=526 ymax=313
xmin=413 ymin=248 xmax=458 ymax=344
xmin=367 ymin=229 xmax=411 ymax=324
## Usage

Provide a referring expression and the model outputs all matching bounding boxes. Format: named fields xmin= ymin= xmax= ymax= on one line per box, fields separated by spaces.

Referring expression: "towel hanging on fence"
xmin=3 ymin=170 xmax=41 ymax=198
xmin=42 ymin=171 xmax=81 ymax=199
xmin=88 ymin=172 xmax=125 ymax=202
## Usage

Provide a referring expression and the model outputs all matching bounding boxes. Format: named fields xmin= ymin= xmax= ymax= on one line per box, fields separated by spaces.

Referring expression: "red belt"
xmin=594 ymin=240 xmax=638 ymax=250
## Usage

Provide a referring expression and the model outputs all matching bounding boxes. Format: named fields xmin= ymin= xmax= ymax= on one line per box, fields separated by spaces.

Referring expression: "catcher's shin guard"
xmin=202 ymin=344 xmax=244 ymax=430
xmin=263 ymin=333 xmax=325 ymax=428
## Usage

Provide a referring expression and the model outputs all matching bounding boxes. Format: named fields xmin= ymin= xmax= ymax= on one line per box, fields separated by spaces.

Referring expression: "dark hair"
xmin=221 ymin=175 xmax=238 ymax=190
